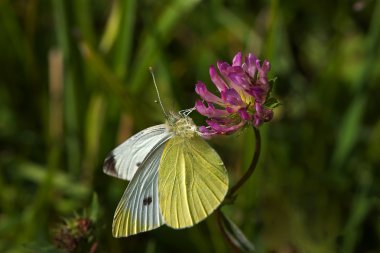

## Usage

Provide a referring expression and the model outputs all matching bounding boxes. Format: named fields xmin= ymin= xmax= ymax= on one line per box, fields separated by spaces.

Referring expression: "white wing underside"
xmin=112 ymin=142 xmax=167 ymax=237
xmin=103 ymin=124 xmax=171 ymax=181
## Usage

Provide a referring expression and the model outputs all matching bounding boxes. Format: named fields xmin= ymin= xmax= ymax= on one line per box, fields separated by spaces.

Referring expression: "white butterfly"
xmin=103 ymin=112 xmax=229 ymax=237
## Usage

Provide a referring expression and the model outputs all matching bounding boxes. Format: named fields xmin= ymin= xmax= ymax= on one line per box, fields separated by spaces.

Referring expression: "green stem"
xmin=216 ymin=127 xmax=261 ymax=252
xmin=228 ymin=127 xmax=261 ymax=200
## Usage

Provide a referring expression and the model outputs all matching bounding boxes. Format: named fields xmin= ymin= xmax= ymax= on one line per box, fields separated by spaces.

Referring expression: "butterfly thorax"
xmin=166 ymin=113 xmax=197 ymax=138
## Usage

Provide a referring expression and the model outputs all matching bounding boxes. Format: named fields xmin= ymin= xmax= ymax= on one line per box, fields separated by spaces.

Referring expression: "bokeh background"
xmin=1 ymin=0 xmax=379 ymax=252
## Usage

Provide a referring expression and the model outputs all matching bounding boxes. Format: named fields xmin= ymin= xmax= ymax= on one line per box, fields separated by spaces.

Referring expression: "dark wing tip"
xmin=103 ymin=153 xmax=117 ymax=176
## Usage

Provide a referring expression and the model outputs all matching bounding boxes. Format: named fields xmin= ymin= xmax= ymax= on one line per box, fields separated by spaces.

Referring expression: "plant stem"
xmin=216 ymin=127 xmax=261 ymax=252
xmin=228 ymin=127 xmax=261 ymax=200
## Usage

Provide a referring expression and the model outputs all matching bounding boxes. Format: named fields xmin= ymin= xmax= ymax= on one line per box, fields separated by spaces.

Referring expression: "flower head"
xmin=52 ymin=216 xmax=96 ymax=252
xmin=195 ymin=52 xmax=277 ymax=137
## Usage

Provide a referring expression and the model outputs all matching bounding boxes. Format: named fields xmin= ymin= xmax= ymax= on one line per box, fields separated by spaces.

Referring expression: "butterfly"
xmin=103 ymin=111 xmax=229 ymax=237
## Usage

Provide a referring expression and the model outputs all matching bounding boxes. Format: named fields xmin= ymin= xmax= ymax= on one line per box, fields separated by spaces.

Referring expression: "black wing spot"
xmin=103 ymin=153 xmax=117 ymax=175
xmin=143 ymin=196 xmax=152 ymax=206
xmin=136 ymin=162 xmax=141 ymax=167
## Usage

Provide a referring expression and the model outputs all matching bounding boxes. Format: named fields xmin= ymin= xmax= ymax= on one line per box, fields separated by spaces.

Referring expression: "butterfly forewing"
xmin=158 ymin=135 xmax=229 ymax=229
xmin=103 ymin=124 xmax=171 ymax=180
xmin=112 ymin=142 xmax=167 ymax=237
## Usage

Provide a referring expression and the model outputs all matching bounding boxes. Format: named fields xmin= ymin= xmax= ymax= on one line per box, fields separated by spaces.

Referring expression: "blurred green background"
xmin=1 ymin=0 xmax=379 ymax=252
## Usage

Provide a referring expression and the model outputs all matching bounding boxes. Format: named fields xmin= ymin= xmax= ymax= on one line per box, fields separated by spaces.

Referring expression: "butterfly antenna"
xmin=149 ymin=67 xmax=168 ymax=117
xmin=179 ymin=107 xmax=196 ymax=117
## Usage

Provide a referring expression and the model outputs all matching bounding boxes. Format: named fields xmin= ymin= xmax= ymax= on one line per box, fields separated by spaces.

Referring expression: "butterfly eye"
xmin=136 ymin=162 xmax=141 ymax=167
xmin=143 ymin=196 xmax=152 ymax=206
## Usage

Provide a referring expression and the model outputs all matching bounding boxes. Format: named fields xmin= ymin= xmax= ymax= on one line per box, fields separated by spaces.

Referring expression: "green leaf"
xmin=89 ymin=193 xmax=99 ymax=222
xmin=265 ymin=77 xmax=278 ymax=102
xmin=99 ymin=0 xmax=122 ymax=52
xmin=268 ymin=77 xmax=277 ymax=92
xmin=264 ymin=97 xmax=281 ymax=108
xmin=220 ymin=212 xmax=255 ymax=253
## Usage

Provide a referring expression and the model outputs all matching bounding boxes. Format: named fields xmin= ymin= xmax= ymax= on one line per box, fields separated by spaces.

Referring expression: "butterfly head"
xmin=166 ymin=112 xmax=197 ymax=138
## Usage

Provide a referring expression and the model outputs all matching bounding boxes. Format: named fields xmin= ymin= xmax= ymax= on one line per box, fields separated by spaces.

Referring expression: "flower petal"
xmin=206 ymin=119 xmax=246 ymax=134
xmin=228 ymin=71 xmax=252 ymax=91
xmin=261 ymin=60 xmax=271 ymax=74
xmin=209 ymin=65 xmax=228 ymax=92
xmin=221 ymin=89 xmax=245 ymax=106
xmin=195 ymin=100 xmax=229 ymax=117
xmin=226 ymin=107 xmax=236 ymax=113
xmin=257 ymin=60 xmax=270 ymax=87
xmin=261 ymin=107 xmax=274 ymax=121
xmin=253 ymin=115 xmax=262 ymax=127
xmin=195 ymin=81 xmax=224 ymax=104
xmin=238 ymin=108 xmax=251 ymax=121
xmin=198 ymin=126 xmax=218 ymax=138
xmin=253 ymin=103 xmax=273 ymax=126
xmin=247 ymin=86 xmax=266 ymax=103
xmin=245 ymin=53 xmax=257 ymax=78
xmin=217 ymin=61 xmax=231 ymax=76
xmin=232 ymin=52 xmax=242 ymax=66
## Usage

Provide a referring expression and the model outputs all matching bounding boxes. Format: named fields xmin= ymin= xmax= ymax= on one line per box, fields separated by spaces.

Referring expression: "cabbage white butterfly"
xmin=103 ymin=70 xmax=228 ymax=237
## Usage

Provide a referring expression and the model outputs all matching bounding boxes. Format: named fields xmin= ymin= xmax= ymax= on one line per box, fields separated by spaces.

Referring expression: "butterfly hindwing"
xmin=103 ymin=124 xmax=171 ymax=181
xmin=112 ymin=142 xmax=167 ymax=237
xmin=158 ymin=135 xmax=229 ymax=229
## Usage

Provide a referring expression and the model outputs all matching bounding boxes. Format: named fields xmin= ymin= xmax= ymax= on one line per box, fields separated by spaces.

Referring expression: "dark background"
xmin=0 ymin=0 xmax=379 ymax=252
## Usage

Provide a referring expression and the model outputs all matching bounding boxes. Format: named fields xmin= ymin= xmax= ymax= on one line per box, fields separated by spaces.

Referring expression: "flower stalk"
xmin=216 ymin=126 xmax=261 ymax=253
xmin=227 ymin=126 xmax=261 ymax=200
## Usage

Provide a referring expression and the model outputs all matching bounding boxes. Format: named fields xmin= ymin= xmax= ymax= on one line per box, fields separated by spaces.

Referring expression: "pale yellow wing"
xmin=158 ymin=135 xmax=228 ymax=229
